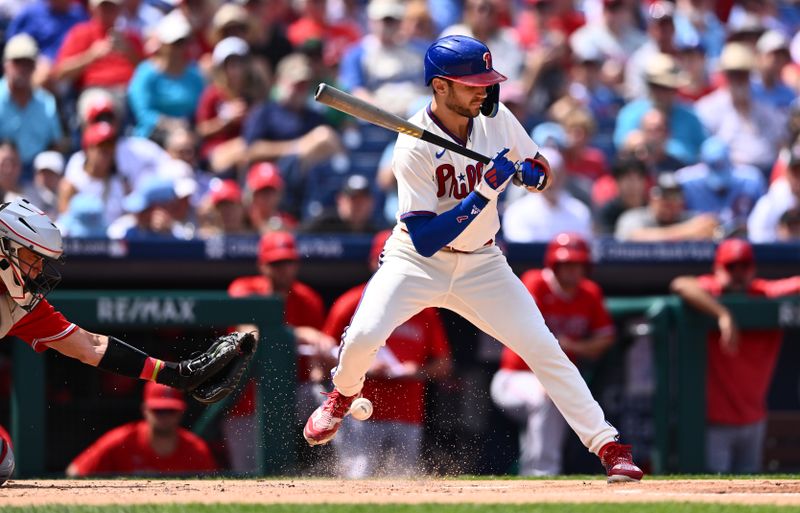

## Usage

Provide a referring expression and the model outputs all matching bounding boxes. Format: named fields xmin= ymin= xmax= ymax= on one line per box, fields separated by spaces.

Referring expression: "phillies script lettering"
xmin=435 ymin=162 xmax=485 ymax=199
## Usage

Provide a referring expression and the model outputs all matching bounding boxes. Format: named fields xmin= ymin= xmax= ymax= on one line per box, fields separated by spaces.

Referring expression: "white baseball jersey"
xmin=394 ymin=102 xmax=539 ymax=252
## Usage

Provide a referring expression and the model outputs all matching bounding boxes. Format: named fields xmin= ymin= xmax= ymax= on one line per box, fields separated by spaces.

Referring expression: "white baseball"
xmin=349 ymin=397 xmax=373 ymax=421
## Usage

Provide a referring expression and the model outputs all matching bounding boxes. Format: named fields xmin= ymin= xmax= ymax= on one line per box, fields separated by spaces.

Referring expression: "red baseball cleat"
xmin=303 ymin=390 xmax=357 ymax=446
xmin=599 ymin=442 xmax=644 ymax=483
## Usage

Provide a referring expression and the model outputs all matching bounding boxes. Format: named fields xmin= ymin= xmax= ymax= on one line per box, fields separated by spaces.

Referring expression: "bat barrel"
xmin=314 ymin=83 xmax=491 ymax=165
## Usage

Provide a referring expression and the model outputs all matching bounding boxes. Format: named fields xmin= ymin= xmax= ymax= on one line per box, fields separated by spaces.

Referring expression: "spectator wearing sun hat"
xmin=196 ymin=36 xmax=266 ymax=173
xmin=5 ymin=0 xmax=88 ymax=88
xmin=245 ymin=161 xmax=296 ymax=233
xmin=127 ymin=10 xmax=205 ymax=141
xmin=59 ymin=122 xmax=127 ymax=225
xmin=338 ymin=0 xmax=426 ymax=117
xmin=624 ymin=1 xmax=678 ymax=101
xmin=0 ymin=34 xmax=65 ymax=174
xmin=23 ymin=150 xmax=64 ymax=219
xmin=695 ymin=42 xmax=785 ymax=173
xmin=751 ymin=30 xmax=796 ymax=110
xmin=209 ymin=3 xmax=251 ymax=46
xmin=615 ymin=52 xmax=706 ymax=165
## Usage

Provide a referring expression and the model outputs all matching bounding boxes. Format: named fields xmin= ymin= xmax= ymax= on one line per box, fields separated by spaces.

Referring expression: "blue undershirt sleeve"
xmin=401 ymin=191 xmax=489 ymax=257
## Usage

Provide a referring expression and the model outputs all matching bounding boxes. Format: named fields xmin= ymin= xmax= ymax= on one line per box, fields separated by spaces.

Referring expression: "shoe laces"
xmin=320 ymin=390 xmax=353 ymax=420
xmin=602 ymin=443 xmax=633 ymax=466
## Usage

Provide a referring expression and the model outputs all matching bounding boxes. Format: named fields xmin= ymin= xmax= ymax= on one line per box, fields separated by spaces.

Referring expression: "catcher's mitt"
xmin=190 ymin=331 xmax=257 ymax=404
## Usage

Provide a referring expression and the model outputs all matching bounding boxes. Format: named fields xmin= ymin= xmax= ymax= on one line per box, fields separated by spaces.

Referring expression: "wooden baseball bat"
xmin=314 ymin=83 xmax=492 ymax=165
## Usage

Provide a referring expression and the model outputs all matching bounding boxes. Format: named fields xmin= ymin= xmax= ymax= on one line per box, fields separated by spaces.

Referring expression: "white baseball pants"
xmin=332 ymin=237 xmax=618 ymax=455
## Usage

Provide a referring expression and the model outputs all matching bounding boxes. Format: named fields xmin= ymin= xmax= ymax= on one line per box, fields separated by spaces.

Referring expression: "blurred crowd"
xmin=0 ymin=0 xmax=799 ymax=242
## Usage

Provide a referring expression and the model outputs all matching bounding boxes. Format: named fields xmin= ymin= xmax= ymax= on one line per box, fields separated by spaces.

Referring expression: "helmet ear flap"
xmin=481 ymin=84 xmax=500 ymax=117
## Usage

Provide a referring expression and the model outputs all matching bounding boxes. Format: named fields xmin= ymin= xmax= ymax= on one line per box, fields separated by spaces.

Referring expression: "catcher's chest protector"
xmin=0 ymin=294 xmax=30 ymax=339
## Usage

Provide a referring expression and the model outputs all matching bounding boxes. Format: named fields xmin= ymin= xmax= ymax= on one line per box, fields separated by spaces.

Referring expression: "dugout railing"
xmin=10 ymin=291 xmax=295 ymax=477
xmin=9 ymin=291 xmax=800 ymax=476
xmin=607 ymin=294 xmax=800 ymax=474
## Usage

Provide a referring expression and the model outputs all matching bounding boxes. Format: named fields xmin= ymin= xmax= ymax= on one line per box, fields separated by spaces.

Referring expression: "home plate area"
xmin=2 ymin=478 xmax=800 ymax=506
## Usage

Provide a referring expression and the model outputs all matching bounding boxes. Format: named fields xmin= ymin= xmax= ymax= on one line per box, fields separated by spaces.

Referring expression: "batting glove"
xmin=475 ymin=148 xmax=516 ymax=201
xmin=514 ymin=158 xmax=550 ymax=192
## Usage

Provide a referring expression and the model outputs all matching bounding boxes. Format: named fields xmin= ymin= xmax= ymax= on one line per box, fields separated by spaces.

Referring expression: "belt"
xmin=400 ymin=228 xmax=492 ymax=254
xmin=441 ymin=239 xmax=493 ymax=253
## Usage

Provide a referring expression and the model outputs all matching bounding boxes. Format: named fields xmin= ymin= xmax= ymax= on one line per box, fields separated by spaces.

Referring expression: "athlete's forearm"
xmin=49 ymin=329 xmax=183 ymax=385
xmin=402 ymin=192 xmax=489 ymax=257
xmin=570 ymin=334 xmax=615 ymax=361
xmin=670 ymin=276 xmax=729 ymax=320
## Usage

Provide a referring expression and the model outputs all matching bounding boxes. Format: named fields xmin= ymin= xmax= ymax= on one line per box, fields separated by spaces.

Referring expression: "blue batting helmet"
xmin=424 ymin=35 xmax=507 ymax=87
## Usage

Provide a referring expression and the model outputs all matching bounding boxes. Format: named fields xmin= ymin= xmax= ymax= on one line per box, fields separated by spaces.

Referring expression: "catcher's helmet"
xmin=424 ymin=35 xmax=506 ymax=116
xmin=544 ymin=233 xmax=591 ymax=269
xmin=714 ymin=238 xmax=754 ymax=269
xmin=0 ymin=199 xmax=63 ymax=311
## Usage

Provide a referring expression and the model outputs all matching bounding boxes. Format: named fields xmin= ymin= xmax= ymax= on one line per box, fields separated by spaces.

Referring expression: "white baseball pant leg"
xmin=332 ymin=240 xmax=450 ymax=396
xmin=445 ymin=246 xmax=618 ymax=455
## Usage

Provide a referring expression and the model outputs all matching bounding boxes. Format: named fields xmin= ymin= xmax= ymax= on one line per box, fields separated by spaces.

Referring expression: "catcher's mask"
xmin=0 ymin=199 xmax=64 ymax=312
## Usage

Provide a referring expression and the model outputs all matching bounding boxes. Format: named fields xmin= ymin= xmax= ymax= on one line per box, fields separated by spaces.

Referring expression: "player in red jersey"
xmin=671 ymin=238 xmax=800 ymax=473
xmin=224 ymin=230 xmax=336 ymax=472
xmin=324 ymin=230 xmax=452 ymax=477
xmin=491 ymin=233 xmax=615 ymax=475
xmin=67 ymin=382 xmax=216 ymax=476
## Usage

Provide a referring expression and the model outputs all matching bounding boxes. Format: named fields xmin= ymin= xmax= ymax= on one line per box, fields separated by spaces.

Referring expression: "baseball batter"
xmin=304 ymin=35 xmax=643 ymax=482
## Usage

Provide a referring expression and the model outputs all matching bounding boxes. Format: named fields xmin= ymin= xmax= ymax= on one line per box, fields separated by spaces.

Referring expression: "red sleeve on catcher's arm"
xmin=8 ymin=299 xmax=77 ymax=352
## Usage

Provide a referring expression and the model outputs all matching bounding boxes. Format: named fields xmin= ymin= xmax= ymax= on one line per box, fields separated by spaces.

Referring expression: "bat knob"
xmin=314 ymin=83 xmax=327 ymax=101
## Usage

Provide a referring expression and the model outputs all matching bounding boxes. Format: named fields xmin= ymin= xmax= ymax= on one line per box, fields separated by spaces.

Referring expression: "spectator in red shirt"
xmin=287 ymin=0 xmax=360 ymax=66
xmin=223 ymin=230 xmax=335 ymax=473
xmin=670 ymin=239 xmax=800 ymax=474
xmin=244 ymin=162 xmax=297 ymax=233
xmin=491 ymin=233 xmax=615 ymax=476
xmin=196 ymin=37 xmax=266 ymax=173
xmin=54 ymin=0 xmax=144 ymax=97
xmin=66 ymin=382 xmax=217 ymax=476
xmin=325 ymin=230 xmax=452 ymax=477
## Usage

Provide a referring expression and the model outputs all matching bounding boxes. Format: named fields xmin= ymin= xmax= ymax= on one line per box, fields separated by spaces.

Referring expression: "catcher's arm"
xmin=49 ymin=329 xmax=256 ymax=402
